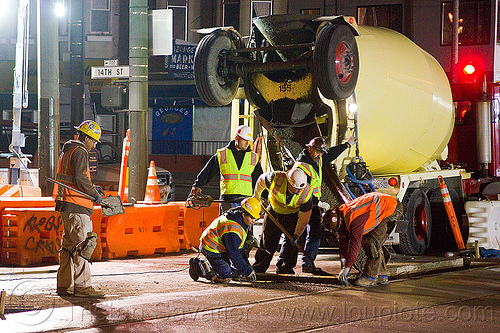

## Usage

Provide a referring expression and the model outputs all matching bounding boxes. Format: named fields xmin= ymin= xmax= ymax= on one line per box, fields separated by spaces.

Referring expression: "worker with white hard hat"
xmin=251 ymin=166 xmax=313 ymax=274
xmin=189 ymin=125 xmax=263 ymax=211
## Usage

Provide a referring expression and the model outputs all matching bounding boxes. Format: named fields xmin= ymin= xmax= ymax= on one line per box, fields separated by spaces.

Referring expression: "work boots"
xmin=74 ymin=286 xmax=105 ymax=298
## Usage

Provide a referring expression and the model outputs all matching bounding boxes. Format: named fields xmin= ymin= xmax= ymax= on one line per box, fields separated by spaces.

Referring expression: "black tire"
xmin=400 ymin=190 xmax=432 ymax=255
xmin=429 ymin=189 xmax=469 ymax=251
xmin=194 ymin=32 xmax=241 ymax=106
xmin=313 ymin=24 xmax=359 ymax=100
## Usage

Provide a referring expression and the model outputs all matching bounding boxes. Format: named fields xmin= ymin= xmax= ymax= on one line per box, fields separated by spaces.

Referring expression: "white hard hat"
xmin=235 ymin=125 xmax=253 ymax=141
xmin=287 ymin=167 xmax=307 ymax=189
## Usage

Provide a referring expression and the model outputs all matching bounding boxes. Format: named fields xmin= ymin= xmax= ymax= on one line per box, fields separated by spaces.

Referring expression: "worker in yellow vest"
xmin=190 ymin=125 xmax=263 ymax=211
xmin=326 ymin=192 xmax=403 ymax=286
xmin=295 ymin=136 xmax=355 ymax=273
xmin=53 ymin=120 xmax=105 ymax=298
xmin=251 ymin=167 xmax=313 ymax=274
xmin=189 ymin=197 xmax=262 ymax=283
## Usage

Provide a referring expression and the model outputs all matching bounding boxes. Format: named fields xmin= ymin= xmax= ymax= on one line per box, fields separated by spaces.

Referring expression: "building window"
xmin=167 ymin=0 xmax=188 ymax=40
xmin=223 ymin=0 xmax=240 ymax=31
xmin=301 ymin=9 xmax=320 ymax=15
xmin=357 ymin=4 xmax=403 ymax=33
xmin=91 ymin=0 xmax=110 ymax=33
xmin=441 ymin=1 xmax=490 ymax=45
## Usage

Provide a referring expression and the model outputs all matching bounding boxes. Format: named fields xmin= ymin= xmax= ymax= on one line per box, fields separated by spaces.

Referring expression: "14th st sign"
xmin=91 ymin=66 xmax=130 ymax=79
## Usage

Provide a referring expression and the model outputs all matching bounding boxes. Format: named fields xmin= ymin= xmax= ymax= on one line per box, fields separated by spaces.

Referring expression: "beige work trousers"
xmin=57 ymin=212 xmax=92 ymax=290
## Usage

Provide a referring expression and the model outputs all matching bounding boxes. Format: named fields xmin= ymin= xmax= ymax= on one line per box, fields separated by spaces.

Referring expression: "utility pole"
xmin=451 ymin=0 xmax=459 ymax=83
xmin=128 ymin=0 xmax=148 ymax=202
xmin=70 ymin=0 xmax=85 ymax=127
xmin=37 ymin=0 xmax=60 ymax=195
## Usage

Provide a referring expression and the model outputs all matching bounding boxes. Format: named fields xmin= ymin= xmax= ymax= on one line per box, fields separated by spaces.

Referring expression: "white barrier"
xmin=465 ymin=201 xmax=500 ymax=250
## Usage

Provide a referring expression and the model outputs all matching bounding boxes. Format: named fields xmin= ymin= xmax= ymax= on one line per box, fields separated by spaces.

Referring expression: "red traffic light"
xmin=463 ymin=64 xmax=475 ymax=75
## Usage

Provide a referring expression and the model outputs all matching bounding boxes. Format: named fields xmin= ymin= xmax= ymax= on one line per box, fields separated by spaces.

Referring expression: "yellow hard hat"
xmin=74 ymin=120 xmax=101 ymax=142
xmin=241 ymin=197 xmax=261 ymax=219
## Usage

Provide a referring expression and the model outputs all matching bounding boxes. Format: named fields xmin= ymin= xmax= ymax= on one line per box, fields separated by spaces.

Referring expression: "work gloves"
xmin=346 ymin=136 xmax=357 ymax=147
xmin=338 ymin=259 xmax=350 ymax=285
xmin=247 ymin=270 xmax=257 ymax=282
xmin=318 ymin=201 xmax=330 ymax=211
xmin=95 ymin=185 xmax=105 ymax=196
xmin=94 ymin=193 xmax=103 ymax=205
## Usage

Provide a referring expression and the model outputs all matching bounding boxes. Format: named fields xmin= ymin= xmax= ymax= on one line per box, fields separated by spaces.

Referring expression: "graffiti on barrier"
xmin=25 ymin=237 xmax=61 ymax=254
xmin=22 ymin=214 xmax=62 ymax=233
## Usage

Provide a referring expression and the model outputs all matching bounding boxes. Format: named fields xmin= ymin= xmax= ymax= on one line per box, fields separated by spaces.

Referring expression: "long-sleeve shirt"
xmin=55 ymin=140 xmax=100 ymax=216
xmin=338 ymin=210 xmax=370 ymax=268
xmin=296 ymin=143 xmax=349 ymax=204
xmin=193 ymin=140 xmax=263 ymax=201
xmin=221 ymin=210 xmax=253 ymax=276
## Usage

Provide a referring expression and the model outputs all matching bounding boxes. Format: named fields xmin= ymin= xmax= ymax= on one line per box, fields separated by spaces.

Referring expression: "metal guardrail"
xmin=150 ymin=140 xmax=227 ymax=156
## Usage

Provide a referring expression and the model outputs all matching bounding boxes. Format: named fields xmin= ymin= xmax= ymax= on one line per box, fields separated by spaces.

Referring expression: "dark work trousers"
xmin=252 ymin=207 xmax=298 ymax=273
xmin=362 ymin=202 xmax=403 ymax=277
xmin=301 ymin=203 xmax=322 ymax=268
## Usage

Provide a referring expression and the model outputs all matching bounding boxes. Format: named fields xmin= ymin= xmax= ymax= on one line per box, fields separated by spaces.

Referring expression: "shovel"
xmin=47 ymin=177 xmax=125 ymax=217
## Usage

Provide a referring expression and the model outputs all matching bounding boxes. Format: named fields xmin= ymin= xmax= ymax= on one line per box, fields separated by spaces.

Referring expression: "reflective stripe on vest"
xmin=295 ymin=159 xmax=322 ymax=198
xmin=268 ymin=172 xmax=312 ymax=215
xmin=217 ymin=147 xmax=258 ymax=196
xmin=340 ymin=192 xmax=398 ymax=235
xmin=52 ymin=145 xmax=94 ymax=209
xmin=201 ymin=215 xmax=247 ymax=253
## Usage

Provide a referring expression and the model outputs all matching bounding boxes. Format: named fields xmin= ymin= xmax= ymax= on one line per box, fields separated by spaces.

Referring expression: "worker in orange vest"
xmin=326 ymin=192 xmax=403 ymax=287
xmin=53 ymin=120 xmax=105 ymax=298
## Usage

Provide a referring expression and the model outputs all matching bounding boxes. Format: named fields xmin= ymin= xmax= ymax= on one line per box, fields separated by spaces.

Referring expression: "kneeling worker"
xmin=189 ymin=197 xmax=261 ymax=283
xmin=328 ymin=192 xmax=403 ymax=286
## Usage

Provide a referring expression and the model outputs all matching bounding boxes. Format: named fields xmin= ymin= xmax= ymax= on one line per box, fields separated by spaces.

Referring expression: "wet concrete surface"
xmin=0 ymin=251 xmax=499 ymax=332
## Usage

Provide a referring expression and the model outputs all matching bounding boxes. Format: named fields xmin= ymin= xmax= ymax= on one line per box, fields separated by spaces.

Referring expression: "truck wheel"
xmin=429 ymin=189 xmax=468 ymax=251
xmin=399 ymin=190 xmax=432 ymax=255
xmin=313 ymin=24 xmax=359 ymax=100
xmin=194 ymin=32 xmax=241 ymax=106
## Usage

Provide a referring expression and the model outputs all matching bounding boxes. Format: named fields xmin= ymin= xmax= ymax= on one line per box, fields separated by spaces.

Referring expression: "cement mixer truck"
xmin=193 ymin=14 xmax=485 ymax=255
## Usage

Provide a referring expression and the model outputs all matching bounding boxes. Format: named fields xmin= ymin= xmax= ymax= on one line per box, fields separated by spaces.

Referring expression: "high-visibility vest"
xmin=339 ymin=192 xmax=398 ymax=234
xmin=52 ymin=145 xmax=94 ymax=209
xmin=201 ymin=215 xmax=247 ymax=253
xmin=217 ymin=147 xmax=258 ymax=196
xmin=295 ymin=159 xmax=322 ymax=199
xmin=269 ymin=172 xmax=312 ymax=215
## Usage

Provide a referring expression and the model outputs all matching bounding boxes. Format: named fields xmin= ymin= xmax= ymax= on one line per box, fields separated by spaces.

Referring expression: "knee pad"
xmin=78 ymin=232 xmax=98 ymax=261
xmin=198 ymin=258 xmax=215 ymax=279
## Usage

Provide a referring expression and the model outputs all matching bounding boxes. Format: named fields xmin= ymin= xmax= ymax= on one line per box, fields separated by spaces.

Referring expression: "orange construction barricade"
xmin=101 ymin=203 xmax=180 ymax=258
xmin=1 ymin=205 xmax=103 ymax=266
xmin=173 ymin=201 xmax=220 ymax=249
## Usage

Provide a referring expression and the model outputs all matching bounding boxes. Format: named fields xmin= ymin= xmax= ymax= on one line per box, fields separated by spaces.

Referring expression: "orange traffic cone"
xmin=143 ymin=160 xmax=161 ymax=203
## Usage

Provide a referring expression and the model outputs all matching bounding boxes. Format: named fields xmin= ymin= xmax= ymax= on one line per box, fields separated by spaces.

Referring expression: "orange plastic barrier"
xmin=0 ymin=185 xmax=42 ymax=197
xmin=1 ymin=205 xmax=103 ymax=266
xmin=172 ymin=201 xmax=220 ymax=249
xmin=101 ymin=203 xmax=180 ymax=258
xmin=0 ymin=197 xmax=55 ymax=262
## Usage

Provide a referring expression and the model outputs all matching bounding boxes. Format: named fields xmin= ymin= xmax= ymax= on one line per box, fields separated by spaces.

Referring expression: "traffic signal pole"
xmin=128 ymin=0 xmax=148 ymax=202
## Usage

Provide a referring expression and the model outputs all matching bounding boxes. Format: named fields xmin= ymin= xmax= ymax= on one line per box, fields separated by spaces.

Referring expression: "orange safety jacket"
xmin=269 ymin=172 xmax=312 ymax=215
xmin=217 ymin=147 xmax=258 ymax=196
xmin=339 ymin=192 xmax=398 ymax=234
xmin=201 ymin=215 xmax=247 ymax=254
xmin=53 ymin=146 xmax=94 ymax=209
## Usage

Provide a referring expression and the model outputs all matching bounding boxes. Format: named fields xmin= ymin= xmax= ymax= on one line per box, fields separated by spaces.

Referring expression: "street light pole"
xmin=128 ymin=0 xmax=148 ymax=202
xmin=37 ymin=0 xmax=60 ymax=195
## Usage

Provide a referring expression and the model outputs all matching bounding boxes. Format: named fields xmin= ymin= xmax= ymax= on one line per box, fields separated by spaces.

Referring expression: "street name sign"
xmin=91 ymin=66 xmax=130 ymax=79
